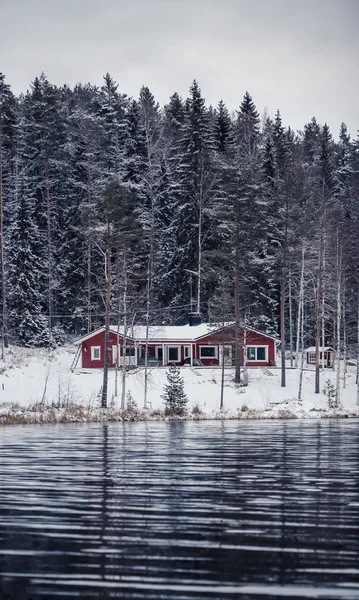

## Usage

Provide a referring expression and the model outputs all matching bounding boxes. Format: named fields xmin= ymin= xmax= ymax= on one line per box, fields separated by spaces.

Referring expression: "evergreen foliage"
xmin=161 ymin=364 xmax=188 ymax=416
xmin=0 ymin=69 xmax=357 ymax=365
xmin=126 ymin=390 xmax=138 ymax=413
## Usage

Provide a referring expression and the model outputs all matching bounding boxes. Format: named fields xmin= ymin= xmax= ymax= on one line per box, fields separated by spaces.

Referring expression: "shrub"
xmin=126 ymin=390 xmax=138 ymax=413
xmin=191 ymin=402 xmax=203 ymax=416
xmin=323 ymin=379 xmax=336 ymax=408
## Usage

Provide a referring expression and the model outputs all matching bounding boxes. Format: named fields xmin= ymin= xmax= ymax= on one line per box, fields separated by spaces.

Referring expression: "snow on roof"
xmin=109 ymin=323 xmax=216 ymax=342
xmin=305 ymin=346 xmax=333 ymax=352
xmin=74 ymin=323 xmax=278 ymax=345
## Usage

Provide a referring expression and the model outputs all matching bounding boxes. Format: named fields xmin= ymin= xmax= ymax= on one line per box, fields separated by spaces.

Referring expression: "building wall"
xmin=79 ymin=327 xmax=276 ymax=368
xmin=81 ymin=331 xmax=119 ymax=369
xmin=195 ymin=328 xmax=275 ymax=367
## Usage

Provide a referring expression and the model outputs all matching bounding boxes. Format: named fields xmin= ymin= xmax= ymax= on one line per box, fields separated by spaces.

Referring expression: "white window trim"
xmin=91 ymin=346 xmax=101 ymax=361
xmin=155 ymin=345 xmax=163 ymax=359
xmin=308 ymin=352 xmax=316 ymax=363
xmin=112 ymin=345 xmax=118 ymax=364
xmin=167 ymin=345 xmax=181 ymax=362
xmin=199 ymin=345 xmax=218 ymax=359
xmin=246 ymin=345 xmax=268 ymax=362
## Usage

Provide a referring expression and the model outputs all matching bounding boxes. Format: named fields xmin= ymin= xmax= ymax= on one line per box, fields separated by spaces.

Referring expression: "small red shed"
xmin=73 ymin=322 xmax=278 ymax=369
xmin=305 ymin=347 xmax=334 ymax=368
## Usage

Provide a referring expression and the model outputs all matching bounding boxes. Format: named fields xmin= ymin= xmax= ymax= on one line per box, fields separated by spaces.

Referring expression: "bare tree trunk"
xmin=332 ymin=315 xmax=336 ymax=371
xmin=234 ymin=221 xmax=241 ymax=383
xmin=45 ymin=159 xmax=52 ymax=349
xmin=243 ymin=324 xmax=248 ymax=386
xmin=197 ymin=216 xmax=202 ymax=314
xmin=143 ymin=254 xmax=152 ymax=410
xmin=86 ymin=168 xmax=94 ymax=333
xmin=0 ymin=111 xmax=8 ymax=356
xmin=114 ymin=250 xmax=122 ymax=401
xmin=288 ymin=267 xmax=293 ymax=367
xmin=335 ymin=236 xmax=342 ymax=408
xmin=343 ymin=284 xmax=347 ymax=389
xmin=114 ymin=317 xmax=120 ymax=400
xmin=86 ymin=241 xmax=92 ymax=333
xmin=120 ymin=253 xmax=128 ymax=410
xmin=357 ymin=297 xmax=359 ymax=406
xmin=101 ymin=235 xmax=111 ymax=409
xmin=280 ymin=217 xmax=289 ymax=388
xmin=315 ymin=232 xmax=324 ymax=394
xmin=295 ymin=245 xmax=305 ymax=368
xmin=321 ymin=245 xmax=326 ymax=370
xmin=298 ymin=294 xmax=305 ymax=403
xmin=220 ymin=340 xmax=225 ymax=410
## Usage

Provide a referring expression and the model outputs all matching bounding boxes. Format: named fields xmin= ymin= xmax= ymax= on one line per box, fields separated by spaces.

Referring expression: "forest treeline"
xmin=0 ymin=71 xmax=358 ymax=368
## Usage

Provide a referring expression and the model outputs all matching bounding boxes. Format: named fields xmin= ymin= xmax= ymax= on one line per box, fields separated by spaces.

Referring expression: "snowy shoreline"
xmin=1 ymin=346 xmax=358 ymax=425
xmin=1 ymin=403 xmax=359 ymax=426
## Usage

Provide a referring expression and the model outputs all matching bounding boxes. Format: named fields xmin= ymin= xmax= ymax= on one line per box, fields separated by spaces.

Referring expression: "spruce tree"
xmin=161 ymin=364 xmax=188 ymax=416
xmin=8 ymin=165 xmax=48 ymax=346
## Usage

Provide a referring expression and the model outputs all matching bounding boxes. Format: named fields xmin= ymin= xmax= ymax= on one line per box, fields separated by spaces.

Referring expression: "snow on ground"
xmin=0 ymin=345 xmax=358 ymax=420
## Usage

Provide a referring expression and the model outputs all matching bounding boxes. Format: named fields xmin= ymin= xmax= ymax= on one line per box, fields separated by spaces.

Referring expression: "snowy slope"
xmin=0 ymin=345 xmax=358 ymax=419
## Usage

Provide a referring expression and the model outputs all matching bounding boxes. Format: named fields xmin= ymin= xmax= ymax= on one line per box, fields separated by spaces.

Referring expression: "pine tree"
xmin=161 ymin=364 xmax=188 ymax=416
xmin=176 ymin=80 xmax=218 ymax=315
xmin=213 ymin=100 xmax=233 ymax=153
xmin=0 ymin=72 xmax=16 ymax=352
xmin=8 ymin=159 xmax=48 ymax=346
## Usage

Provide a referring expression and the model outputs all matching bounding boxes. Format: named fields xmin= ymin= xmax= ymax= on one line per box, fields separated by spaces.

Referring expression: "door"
xmin=220 ymin=345 xmax=233 ymax=366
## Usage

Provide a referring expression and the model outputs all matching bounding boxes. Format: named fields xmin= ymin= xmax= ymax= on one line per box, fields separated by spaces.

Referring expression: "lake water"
xmin=0 ymin=420 xmax=359 ymax=599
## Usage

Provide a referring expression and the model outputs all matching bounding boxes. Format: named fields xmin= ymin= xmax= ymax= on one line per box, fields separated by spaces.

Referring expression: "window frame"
xmin=91 ymin=346 xmax=101 ymax=361
xmin=246 ymin=346 xmax=268 ymax=362
xmin=199 ymin=345 xmax=218 ymax=359
xmin=155 ymin=345 xmax=163 ymax=360
xmin=308 ymin=352 xmax=316 ymax=363
xmin=125 ymin=346 xmax=136 ymax=357
xmin=168 ymin=345 xmax=180 ymax=363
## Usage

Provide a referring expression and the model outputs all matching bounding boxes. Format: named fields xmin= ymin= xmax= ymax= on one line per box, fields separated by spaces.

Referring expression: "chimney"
xmin=188 ymin=312 xmax=201 ymax=327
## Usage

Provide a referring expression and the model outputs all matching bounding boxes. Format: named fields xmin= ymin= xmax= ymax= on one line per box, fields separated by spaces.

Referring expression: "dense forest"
xmin=0 ymin=71 xmax=358 ymax=372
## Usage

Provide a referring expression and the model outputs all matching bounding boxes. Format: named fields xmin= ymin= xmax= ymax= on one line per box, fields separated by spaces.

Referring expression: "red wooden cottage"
xmin=305 ymin=346 xmax=334 ymax=368
xmin=73 ymin=317 xmax=278 ymax=369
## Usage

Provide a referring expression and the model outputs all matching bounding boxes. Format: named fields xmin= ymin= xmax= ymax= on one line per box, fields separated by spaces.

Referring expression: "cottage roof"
xmin=74 ymin=323 xmax=278 ymax=345
xmin=110 ymin=323 xmax=213 ymax=341
xmin=305 ymin=346 xmax=333 ymax=352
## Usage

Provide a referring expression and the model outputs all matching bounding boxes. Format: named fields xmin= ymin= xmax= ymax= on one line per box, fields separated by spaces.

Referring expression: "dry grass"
xmin=0 ymin=401 xmax=358 ymax=426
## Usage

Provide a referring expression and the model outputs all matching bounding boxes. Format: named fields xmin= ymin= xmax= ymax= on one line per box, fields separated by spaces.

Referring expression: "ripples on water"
xmin=0 ymin=420 xmax=359 ymax=599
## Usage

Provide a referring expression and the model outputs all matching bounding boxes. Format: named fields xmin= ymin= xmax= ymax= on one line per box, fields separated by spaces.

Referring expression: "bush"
xmin=126 ymin=390 xmax=138 ymax=413
xmin=323 ymin=379 xmax=336 ymax=408
xmin=191 ymin=402 xmax=203 ymax=417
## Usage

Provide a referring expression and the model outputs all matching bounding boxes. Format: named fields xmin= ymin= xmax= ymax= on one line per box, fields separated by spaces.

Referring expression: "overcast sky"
xmin=0 ymin=0 xmax=358 ymax=136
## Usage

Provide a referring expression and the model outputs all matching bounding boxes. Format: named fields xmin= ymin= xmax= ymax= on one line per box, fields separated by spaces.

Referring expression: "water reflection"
xmin=0 ymin=420 xmax=359 ymax=599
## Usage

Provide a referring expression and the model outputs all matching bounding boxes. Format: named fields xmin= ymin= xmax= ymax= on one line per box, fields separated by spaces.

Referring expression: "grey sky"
xmin=1 ymin=0 xmax=358 ymax=136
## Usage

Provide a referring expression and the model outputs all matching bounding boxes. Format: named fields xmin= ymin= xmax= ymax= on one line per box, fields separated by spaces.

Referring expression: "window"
xmin=247 ymin=347 xmax=256 ymax=361
xmin=168 ymin=346 xmax=180 ymax=362
xmin=184 ymin=346 xmax=190 ymax=358
xmin=91 ymin=346 xmax=101 ymax=360
xmin=200 ymin=346 xmax=217 ymax=358
xmin=256 ymin=347 xmax=266 ymax=361
xmin=155 ymin=346 xmax=163 ymax=361
xmin=247 ymin=346 xmax=267 ymax=362
xmin=308 ymin=352 xmax=316 ymax=363
xmin=125 ymin=347 xmax=136 ymax=357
